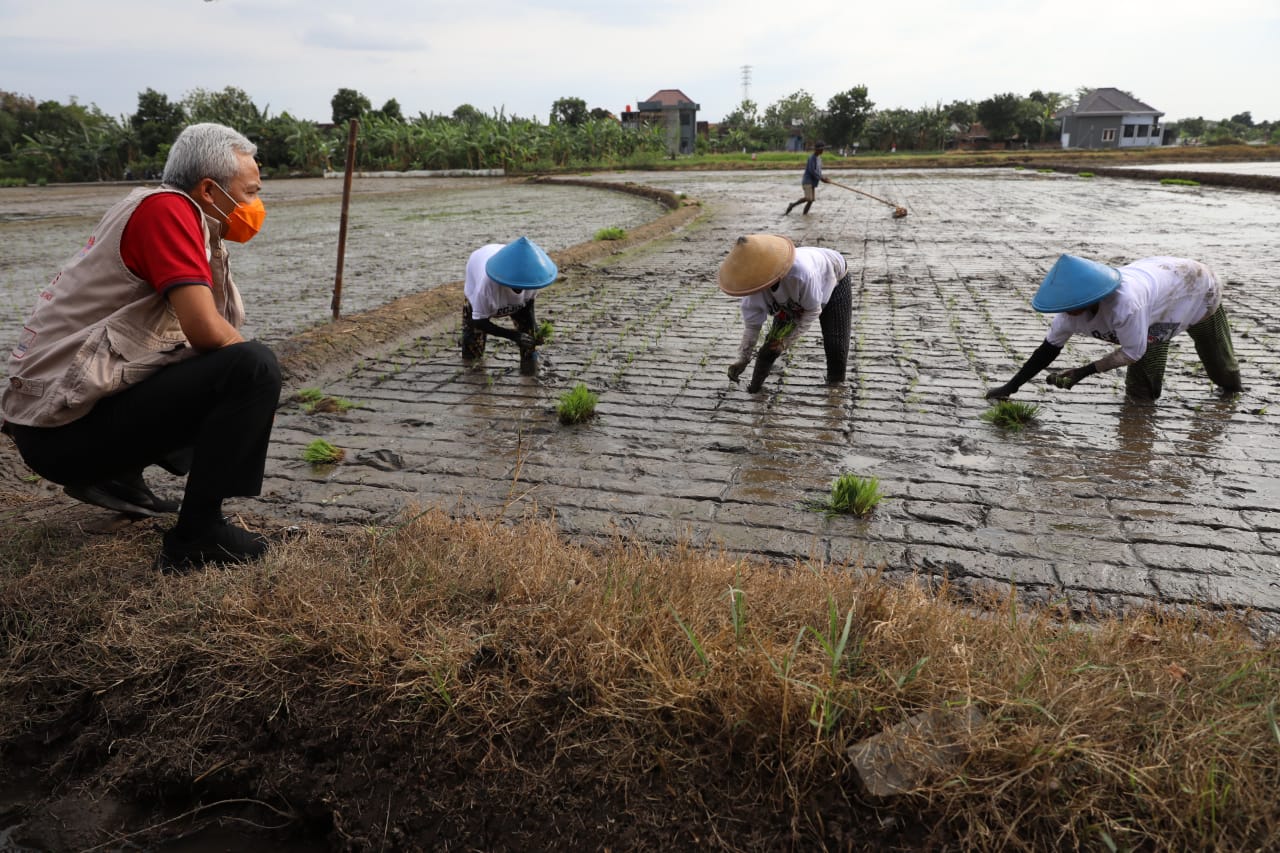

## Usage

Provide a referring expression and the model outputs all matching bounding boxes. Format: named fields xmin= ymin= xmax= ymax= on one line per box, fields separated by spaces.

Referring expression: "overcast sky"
xmin=2 ymin=0 xmax=1276 ymax=125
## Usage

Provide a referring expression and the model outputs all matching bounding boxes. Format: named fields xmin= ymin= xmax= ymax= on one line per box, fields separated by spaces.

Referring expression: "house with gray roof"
xmin=625 ymin=89 xmax=700 ymax=155
xmin=1058 ymin=88 xmax=1165 ymax=149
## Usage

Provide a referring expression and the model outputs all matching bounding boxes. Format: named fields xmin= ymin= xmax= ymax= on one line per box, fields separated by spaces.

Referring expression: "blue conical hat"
xmin=485 ymin=236 xmax=558 ymax=289
xmin=1031 ymin=254 xmax=1121 ymax=313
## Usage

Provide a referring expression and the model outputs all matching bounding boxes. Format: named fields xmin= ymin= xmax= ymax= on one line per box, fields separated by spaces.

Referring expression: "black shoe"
xmin=105 ymin=473 xmax=181 ymax=514
xmin=64 ymin=476 xmax=179 ymax=518
xmin=157 ymin=518 xmax=269 ymax=574
xmin=784 ymin=203 xmax=797 ymax=215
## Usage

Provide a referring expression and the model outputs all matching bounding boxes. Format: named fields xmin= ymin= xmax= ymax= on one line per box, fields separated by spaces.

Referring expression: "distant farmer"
xmin=985 ymin=254 xmax=1243 ymax=402
xmin=1 ymin=123 xmax=283 ymax=572
xmin=784 ymin=140 xmax=831 ymax=215
xmin=461 ymin=237 xmax=558 ymax=375
xmin=718 ymin=234 xmax=852 ymax=393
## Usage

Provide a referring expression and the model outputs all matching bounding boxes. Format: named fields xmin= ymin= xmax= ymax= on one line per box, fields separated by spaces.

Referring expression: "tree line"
xmin=713 ymin=86 xmax=1278 ymax=154
xmin=0 ymin=86 xmax=671 ymax=185
xmin=1 ymin=84 xmax=1274 ymax=186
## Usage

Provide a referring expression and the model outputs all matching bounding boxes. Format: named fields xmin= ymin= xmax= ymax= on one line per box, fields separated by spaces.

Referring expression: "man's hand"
xmin=985 ymin=384 xmax=1015 ymax=400
xmin=517 ymin=332 xmax=536 ymax=352
xmin=727 ymin=361 xmax=748 ymax=382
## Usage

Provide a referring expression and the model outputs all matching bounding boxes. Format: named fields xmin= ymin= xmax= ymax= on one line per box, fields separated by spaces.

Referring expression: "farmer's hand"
xmin=517 ymin=333 xmax=536 ymax=352
xmin=727 ymin=361 xmax=748 ymax=382
xmin=985 ymin=383 xmax=1016 ymax=400
xmin=1046 ymin=365 xmax=1094 ymax=390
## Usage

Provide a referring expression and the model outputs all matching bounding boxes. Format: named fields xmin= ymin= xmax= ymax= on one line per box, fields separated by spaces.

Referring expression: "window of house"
xmin=1136 ymin=124 xmax=1150 ymax=137
xmin=1123 ymin=125 xmax=1136 ymax=138
xmin=1102 ymin=128 xmax=1116 ymax=142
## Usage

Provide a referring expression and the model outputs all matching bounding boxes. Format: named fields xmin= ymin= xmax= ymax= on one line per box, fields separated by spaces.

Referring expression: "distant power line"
xmin=740 ymin=65 xmax=752 ymax=105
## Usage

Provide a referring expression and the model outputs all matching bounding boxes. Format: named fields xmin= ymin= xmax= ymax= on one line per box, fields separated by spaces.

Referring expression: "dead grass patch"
xmin=2 ymin=509 xmax=1278 ymax=849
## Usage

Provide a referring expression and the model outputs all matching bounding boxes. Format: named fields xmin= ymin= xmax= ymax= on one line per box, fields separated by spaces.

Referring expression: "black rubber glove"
xmin=1046 ymin=363 xmax=1097 ymax=390
xmin=987 ymin=340 xmax=1062 ymax=398
xmin=517 ymin=332 xmax=536 ymax=352
xmin=727 ymin=361 xmax=747 ymax=382
xmin=746 ymin=348 xmax=780 ymax=393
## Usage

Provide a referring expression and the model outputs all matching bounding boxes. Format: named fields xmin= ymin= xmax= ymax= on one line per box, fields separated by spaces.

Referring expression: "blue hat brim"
xmin=485 ymin=237 xmax=558 ymax=290
xmin=1031 ymin=254 xmax=1121 ymax=312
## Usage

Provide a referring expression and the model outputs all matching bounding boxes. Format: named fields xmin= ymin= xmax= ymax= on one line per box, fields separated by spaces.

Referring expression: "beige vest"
xmin=2 ymin=186 xmax=245 ymax=427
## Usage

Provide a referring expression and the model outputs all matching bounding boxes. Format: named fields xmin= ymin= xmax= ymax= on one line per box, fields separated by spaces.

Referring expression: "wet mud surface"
xmin=6 ymin=167 xmax=1280 ymax=635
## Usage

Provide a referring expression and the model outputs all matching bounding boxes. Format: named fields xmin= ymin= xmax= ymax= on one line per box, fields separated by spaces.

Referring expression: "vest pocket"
xmin=64 ymin=324 xmax=188 ymax=408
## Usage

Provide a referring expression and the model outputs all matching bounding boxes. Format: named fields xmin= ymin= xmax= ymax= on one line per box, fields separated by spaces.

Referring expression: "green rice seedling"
xmin=303 ymin=439 xmax=345 ymax=465
xmin=981 ymin=399 xmax=1041 ymax=431
xmin=766 ymin=319 xmax=796 ymax=343
xmin=1037 ymin=168 xmax=1055 ymax=174
xmin=295 ymin=387 xmax=358 ymax=414
xmin=535 ymin=320 xmax=554 ymax=344
xmin=557 ymin=383 xmax=599 ymax=425
xmin=806 ymin=473 xmax=882 ymax=517
xmin=1161 ymin=177 xmax=1200 ymax=187
xmin=594 ymin=227 xmax=626 ymax=241
xmin=1077 ymin=171 xmax=1094 ymax=178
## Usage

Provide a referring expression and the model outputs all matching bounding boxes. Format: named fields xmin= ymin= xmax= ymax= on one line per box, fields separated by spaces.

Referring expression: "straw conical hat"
xmin=485 ymin=236 xmax=558 ymax=290
xmin=1031 ymin=254 xmax=1121 ymax=312
xmin=717 ymin=234 xmax=796 ymax=296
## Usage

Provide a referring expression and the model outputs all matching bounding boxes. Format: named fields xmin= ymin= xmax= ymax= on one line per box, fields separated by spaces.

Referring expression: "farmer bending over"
xmin=1 ymin=123 xmax=283 ymax=572
xmin=719 ymin=234 xmax=852 ymax=394
xmin=461 ymin=237 xmax=558 ymax=376
xmin=986 ymin=254 xmax=1243 ymax=402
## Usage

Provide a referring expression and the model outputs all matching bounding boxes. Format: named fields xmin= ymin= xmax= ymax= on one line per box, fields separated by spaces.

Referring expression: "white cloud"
xmin=0 ymin=0 xmax=1275 ymax=123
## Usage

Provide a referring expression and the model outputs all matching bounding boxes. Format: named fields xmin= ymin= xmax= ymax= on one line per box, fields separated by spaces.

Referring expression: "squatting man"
xmin=986 ymin=254 xmax=1243 ymax=402
xmin=1 ymin=123 xmax=284 ymax=573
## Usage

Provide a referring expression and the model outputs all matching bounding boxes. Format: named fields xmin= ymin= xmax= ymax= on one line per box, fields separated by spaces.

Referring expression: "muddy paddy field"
xmin=3 ymin=163 xmax=1280 ymax=849
xmin=4 ymin=167 xmax=1280 ymax=630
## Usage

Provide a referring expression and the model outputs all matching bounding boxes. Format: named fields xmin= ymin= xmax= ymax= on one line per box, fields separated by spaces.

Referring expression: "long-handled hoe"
xmin=827 ymin=179 xmax=909 ymax=219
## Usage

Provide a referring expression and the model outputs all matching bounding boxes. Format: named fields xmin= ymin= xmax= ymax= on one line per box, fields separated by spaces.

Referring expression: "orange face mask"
xmin=211 ymin=182 xmax=266 ymax=243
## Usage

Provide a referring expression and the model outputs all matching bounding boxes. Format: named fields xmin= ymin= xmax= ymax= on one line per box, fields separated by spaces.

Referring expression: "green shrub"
xmin=981 ymin=399 xmax=1041 ymax=431
xmin=594 ymin=227 xmax=626 ymax=241
xmin=557 ymin=383 xmax=599 ymax=425
xmin=303 ymin=439 xmax=345 ymax=464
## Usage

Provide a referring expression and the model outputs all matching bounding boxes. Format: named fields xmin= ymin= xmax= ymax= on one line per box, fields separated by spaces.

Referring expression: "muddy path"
xmin=5 ymin=168 xmax=1280 ymax=636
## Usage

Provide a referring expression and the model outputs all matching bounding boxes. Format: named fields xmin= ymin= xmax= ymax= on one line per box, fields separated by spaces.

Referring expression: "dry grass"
xmin=2 ymin=510 xmax=1278 ymax=849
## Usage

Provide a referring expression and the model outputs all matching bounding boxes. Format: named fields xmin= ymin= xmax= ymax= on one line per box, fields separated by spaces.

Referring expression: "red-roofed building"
xmin=622 ymin=89 xmax=700 ymax=155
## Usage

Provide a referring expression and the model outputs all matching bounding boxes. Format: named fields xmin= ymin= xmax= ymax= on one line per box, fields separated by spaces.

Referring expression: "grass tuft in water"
xmin=1077 ymin=171 xmax=1094 ymax=178
xmin=1161 ymin=177 xmax=1200 ymax=187
xmin=807 ymin=473 xmax=882 ymax=517
xmin=981 ymin=399 xmax=1041 ymax=431
xmin=557 ymin=383 xmax=599 ymax=425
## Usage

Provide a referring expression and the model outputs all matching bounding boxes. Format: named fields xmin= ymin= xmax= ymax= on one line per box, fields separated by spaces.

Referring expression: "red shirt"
xmin=120 ymin=193 xmax=213 ymax=295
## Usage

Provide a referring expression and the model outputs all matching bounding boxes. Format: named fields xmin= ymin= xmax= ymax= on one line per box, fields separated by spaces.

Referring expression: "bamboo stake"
xmin=332 ymin=118 xmax=359 ymax=320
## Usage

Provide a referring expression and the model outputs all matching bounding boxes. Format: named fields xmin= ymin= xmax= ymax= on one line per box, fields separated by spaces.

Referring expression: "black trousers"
xmin=818 ymin=273 xmax=853 ymax=383
xmin=9 ymin=340 xmax=281 ymax=505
